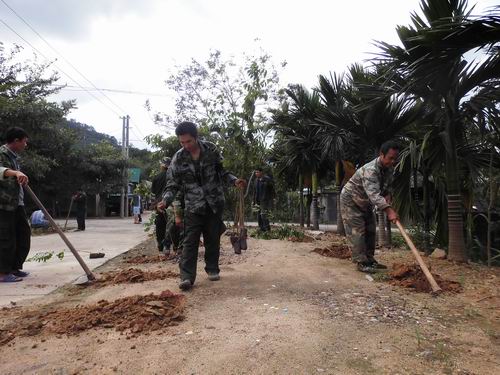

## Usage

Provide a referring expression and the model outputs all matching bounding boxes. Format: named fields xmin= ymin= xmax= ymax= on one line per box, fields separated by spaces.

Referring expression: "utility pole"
xmin=125 ymin=115 xmax=130 ymax=217
xmin=120 ymin=116 xmax=128 ymax=218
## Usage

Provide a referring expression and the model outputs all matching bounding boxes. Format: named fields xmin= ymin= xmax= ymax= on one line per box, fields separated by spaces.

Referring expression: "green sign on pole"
xmin=128 ymin=168 xmax=141 ymax=183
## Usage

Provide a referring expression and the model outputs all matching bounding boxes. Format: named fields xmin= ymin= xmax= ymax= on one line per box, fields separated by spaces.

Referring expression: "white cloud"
xmin=1 ymin=0 xmax=497 ymax=149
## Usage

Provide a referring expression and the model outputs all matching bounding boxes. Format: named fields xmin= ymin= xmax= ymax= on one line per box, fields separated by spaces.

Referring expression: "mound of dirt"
xmin=125 ymin=254 xmax=169 ymax=264
xmin=312 ymin=244 xmax=351 ymax=259
xmin=290 ymin=235 xmax=314 ymax=243
xmin=389 ymin=263 xmax=462 ymax=293
xmin=94 ymin=268 xmax=179 ymax=287
xmin=0 ymin=290 xmax=185 ymax=346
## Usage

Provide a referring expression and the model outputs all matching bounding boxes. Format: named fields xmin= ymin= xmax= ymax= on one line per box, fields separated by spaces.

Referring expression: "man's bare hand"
xmin=175 ymin=215 xmax=182 ymax=227
xmin=16 ymin=171 xmax=28 ymax=186
xmin=385 ymin=207 xmax=399 ymax=223
xmin=235 ymin=178 xmax=246 ymax=189
xmin=157 ymin=201 xmax=166 ymax=212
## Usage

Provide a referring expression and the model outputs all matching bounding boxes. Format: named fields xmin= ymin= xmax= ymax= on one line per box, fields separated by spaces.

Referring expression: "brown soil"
xmin=388 ymin=263 xmax=463 ymax=293
xmin=124 ymin=254 xmax=169 ymax=264
xmin=94 ymin=268 xmax=179 ymax=287
xmin=0 ymin=290 xmax=185 ymax=346
xmin=1 ymin=233 xmax=499 ymax=374
xmin=312 ymin=244 xmax=352 ymax=259
xmin=290 ymin=235 xmax=315 ymax=242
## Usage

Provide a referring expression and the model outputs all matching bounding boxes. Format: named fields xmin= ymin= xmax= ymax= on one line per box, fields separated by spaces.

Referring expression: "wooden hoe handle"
xmin=25 ymin=185 xmax=95 ymax=281
xmin=395 ymin=220 xmax=442 ymax=294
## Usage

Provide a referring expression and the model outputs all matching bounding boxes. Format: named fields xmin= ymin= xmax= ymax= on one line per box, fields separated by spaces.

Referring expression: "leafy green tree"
xmin=153 ymin=48 xmax=286 ymax=180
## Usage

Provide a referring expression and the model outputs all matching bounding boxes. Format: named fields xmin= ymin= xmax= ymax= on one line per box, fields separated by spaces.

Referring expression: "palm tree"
xmin=317 ymin=64 xmax=423 ymax=245
xmin=270 ymin=85 xmax=328 ymax=230
xmin=376 ymin=0 xmax=500 ymax=261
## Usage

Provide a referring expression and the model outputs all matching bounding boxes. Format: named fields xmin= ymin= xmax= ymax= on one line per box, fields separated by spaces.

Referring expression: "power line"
xmin=1 ymin=0 xmax=128 ymax=115
xmin=50 ymin=85 xmax=173 ymax=98
xmin=0 ymin=18 xmax=122 ymax=118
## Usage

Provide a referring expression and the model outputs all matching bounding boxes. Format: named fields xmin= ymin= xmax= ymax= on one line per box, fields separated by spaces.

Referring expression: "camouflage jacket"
xmin=162 ymin=140 xmax=237 ymax=215
xmin=341 ymin=157 xmax=393 ymax=211
xmin=0 ymin=144 xmax=22 ymax=211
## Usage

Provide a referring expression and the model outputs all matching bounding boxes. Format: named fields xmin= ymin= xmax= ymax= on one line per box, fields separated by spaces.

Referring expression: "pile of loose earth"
xmin=387 ymin=263 xmax=462 ymax=293
xmin=312 ymin=244 xmax=352 ymax=259
xmin=94 ymin=268 xmax=179 ymax=286
xmin=0 ymin=290 xmax=185 ymax=346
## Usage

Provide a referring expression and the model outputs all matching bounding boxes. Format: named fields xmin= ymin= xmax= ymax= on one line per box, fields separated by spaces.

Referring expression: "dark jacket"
xmin=0 ymin=145 xmax=21 ymax=211
xmin=162 ymin=140 xmax=237 ymax=215
xmin=73 ymin=192 xmax=87 ymax=212
xmin=151 ymin=170 xmax=167 ymax=201
xmin=254 ymin=175 xmax=275 ymax=209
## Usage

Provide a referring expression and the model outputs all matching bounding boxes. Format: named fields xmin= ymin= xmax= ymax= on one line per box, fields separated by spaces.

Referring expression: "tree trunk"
xmin=422 ymin=167 xmax=432 ymax=254
xmin=487 ymin=151 xmax=498 ymax=267
xmin=443 ymin=120 xmax=467 ymax=262
xmin=377 ymin=210 xmax=388 ymax=247
xmin=96 ymin=193 xmax=100 ymax=217
xmin=311 ymin=171 xmax=319 ymax=230
xmin=306 ymin=189 xmax=312 ymax=228
xmin=447 ymin=194 xmax=467 ymax=262
xmin=335 ymin=161 xmax=345 ymax=236
xmin=386 ymin=217 xmax=392 ymax=247
xmin=299 ymin=174 xmax=304 ymax=227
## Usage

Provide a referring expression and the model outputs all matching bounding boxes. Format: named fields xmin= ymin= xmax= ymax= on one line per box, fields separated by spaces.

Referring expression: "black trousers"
xmin=257 ymin=201 xmax=271 ymax=231
xmin=0 ymin=206 xmax=31 ymax=273
xmin=155 ymin=210 xmax=167 ymax=250
xmin=180 ymin=206 xmax=223 ymax=283
xmin=76 ymin=210 xmax=86 ymax=230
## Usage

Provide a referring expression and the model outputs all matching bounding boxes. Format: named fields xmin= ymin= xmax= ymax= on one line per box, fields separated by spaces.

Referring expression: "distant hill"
xmin=64 ymin=119 xmax=119 ymax=148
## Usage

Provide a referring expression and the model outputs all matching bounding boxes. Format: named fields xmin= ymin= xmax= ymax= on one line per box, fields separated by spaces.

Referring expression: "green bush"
xmin=250 ymin=224 xmax=304 ymax=240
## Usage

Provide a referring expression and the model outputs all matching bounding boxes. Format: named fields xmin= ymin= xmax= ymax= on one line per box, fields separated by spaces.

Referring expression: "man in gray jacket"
xmin=158 ymin=122 xmax=246 ymax=290
xmin=340 ymin=140 xmax=400 ymax=273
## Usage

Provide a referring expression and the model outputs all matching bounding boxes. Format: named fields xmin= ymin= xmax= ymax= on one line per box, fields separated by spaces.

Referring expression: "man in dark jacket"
xmin=72 ymin=189 xmax=87 ymax=231
xmin=0 ymin=127 xmax=31 ymax=282
xmin=158 ymin=121 xmax=246 ymax=290
xmin=253 ymin=167 xmax=275 ymax=232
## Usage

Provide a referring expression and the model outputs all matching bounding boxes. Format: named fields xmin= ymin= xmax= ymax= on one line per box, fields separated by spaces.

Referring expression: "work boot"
xmin=369 ymin=260 xmax=387 ymax=270
xmin=356 ymin=262 xmax=377 ymax=274
xmin=207 ymin=272 xmax=220 ymax=281
xmin=178 ymin=279 xmax=192 ymax=291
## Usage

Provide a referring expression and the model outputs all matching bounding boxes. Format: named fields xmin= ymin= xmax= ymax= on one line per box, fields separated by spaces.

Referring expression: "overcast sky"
xmin=1 ymin=0 xmax=497 ymax=149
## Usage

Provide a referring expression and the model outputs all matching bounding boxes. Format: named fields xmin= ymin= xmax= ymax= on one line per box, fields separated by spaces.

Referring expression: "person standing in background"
xmin=73 ymin=189 xmax=87 ymax=231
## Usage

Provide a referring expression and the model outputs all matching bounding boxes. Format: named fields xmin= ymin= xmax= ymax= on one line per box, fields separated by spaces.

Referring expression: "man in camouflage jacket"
xmin=0 ymin=127 xmax=31 ymax=282
xmin=158 ymin=122 xmax=246 ymax=290
xmin=340 ymin=141 xmax=400 ymax=273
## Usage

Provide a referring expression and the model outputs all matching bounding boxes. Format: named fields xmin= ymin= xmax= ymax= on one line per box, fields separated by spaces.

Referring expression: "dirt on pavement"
xmin=0 ymin=230 xmax=498 ymax=375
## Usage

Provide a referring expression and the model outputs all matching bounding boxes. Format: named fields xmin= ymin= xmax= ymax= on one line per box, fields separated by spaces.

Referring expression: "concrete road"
xmin=0 ymin=213 xmax=151 ymax=307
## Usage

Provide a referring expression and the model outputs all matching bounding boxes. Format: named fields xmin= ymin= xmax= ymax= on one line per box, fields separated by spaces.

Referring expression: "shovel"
xmin=24 ymin=185 xmax=96 ymax=284
xmin=394 ymin=220 xmax=441 ymax=294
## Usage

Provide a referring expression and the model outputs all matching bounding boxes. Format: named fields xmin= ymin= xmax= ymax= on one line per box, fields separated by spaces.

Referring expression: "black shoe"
xmin=12 ymin=270 xmax=30 ymax=277
xmin=369 ymin=260 xmax=387 ymax=270
xmin=207 ymin=273 xmax=220 ymax=281
xmin=179 ymin=279 xmax=192 ymax=291
xmin=357 ymin=262 xmax=377 ymax=274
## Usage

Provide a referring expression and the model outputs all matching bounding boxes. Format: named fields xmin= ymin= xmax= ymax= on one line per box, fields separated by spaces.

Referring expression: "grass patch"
xmin=249 ymin=224 xmax=305 ymax=240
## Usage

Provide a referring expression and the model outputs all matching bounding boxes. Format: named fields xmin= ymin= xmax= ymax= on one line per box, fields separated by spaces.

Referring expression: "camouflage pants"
xmin=340 ymin=195 xmax=376 ymax=263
